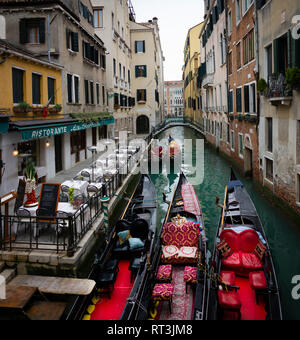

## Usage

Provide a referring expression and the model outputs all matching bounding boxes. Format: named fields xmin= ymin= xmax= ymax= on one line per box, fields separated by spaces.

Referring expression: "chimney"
xmin=0 ymin=16 xmax=6 ymax=40
xmin=152 ymin=17 xmax=158 ymax=24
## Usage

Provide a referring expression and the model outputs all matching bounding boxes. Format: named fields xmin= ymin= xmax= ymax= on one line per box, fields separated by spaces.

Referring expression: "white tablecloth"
xmin=61 ymin=180 xmax=89 ymax=197
xmin=15 ymin=202 xmax=90 ymax=237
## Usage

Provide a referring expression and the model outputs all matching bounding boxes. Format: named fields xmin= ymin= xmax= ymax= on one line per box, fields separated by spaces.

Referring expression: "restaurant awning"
xmin=10 ymin=117 xmax=115 ymax=141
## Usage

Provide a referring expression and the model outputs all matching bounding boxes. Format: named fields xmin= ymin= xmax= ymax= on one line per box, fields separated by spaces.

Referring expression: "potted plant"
xmin=24 ymin=159 xmax=38 ymax=207
xmin=31 ymin=106 xmax=44 ymax=114
xmin=49 ymin=104 xmax=62 ymax=114
xmin=258 ymin=78 xmax=268 ymax=95
xmin=13 ymin=102 xmax=31 ymax=114
xmin=286 ymin=67 xmax=300 ymax=91
xmin=68 ymin=187 xmax=74 ymax=207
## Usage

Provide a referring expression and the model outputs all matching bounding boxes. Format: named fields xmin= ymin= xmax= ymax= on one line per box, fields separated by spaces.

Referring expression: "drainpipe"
xmin=254 ymin=0 xmax=260 ymax=130
xmin=48 ymin=14 xmax=51 ymax=63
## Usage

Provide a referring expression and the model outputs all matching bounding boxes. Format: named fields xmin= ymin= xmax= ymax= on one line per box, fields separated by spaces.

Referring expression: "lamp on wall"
xmin=45 ymin=140 xmax=51 ymax=148
xmin=12 ymin=145 xmax=19 ymax=157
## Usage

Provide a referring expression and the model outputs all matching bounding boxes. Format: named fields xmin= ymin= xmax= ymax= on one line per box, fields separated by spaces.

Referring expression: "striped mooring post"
xmin=101 ymin=196 xmax=110 ymax=239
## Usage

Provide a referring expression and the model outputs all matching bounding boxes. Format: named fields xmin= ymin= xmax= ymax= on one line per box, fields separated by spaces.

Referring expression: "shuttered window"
xmin=85 ymin=80 xmax=89 ymax=104
xmin=48 ymin=77 xmax=55 ymax=105
xmin=12 ymin=68 xmax=24 ymax=103
xmin=266 ymin=118 xmax=273 ymax=152
xmin=90 ymin=82 xmax=94 ymax=105
xmin=244 ymin=85 xmax=249 ymax=113
xmin=19 ymin=18 xmax=45 ymax=44
xmin=135 ymin=65 xmax=147 ymax=78
xmin=135 ymin=41 xmax=145 ymax=53
xmin=74 ymin=76 xmax=80 ymax=104
xmin=96 ymin=84 xmax=100 ymax=105
xmin=67 ymin=74 xmax=73 ymax=103
xmin=228 ymin=90 xmax=233 ymax=113
xmin=236 ymin=88 xmax=242 ymax=113
xmin=32 ymin=73 xmax=41 ymax=105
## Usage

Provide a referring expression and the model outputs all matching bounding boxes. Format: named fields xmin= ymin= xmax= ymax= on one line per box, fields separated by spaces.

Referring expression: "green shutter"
xmin=72 ymin=32 xmax=79 ymax=52
xmin=135 ymin=66 xmax=139 ymax=78
xmin=135 ymin=41 xmax=138 ymax=53
xmin=19 ymin=19 xmax=27 ymax=44
xmin=137 ymin=90 xmax=141 ymax=102
xmin=39 ymin=19 xmax=45 ymax=44
xmin=144 ymin=66 xmax=147 ymax=77
xmin=66 ymin=29 xmax=70 ymax=49
xmin=273 ymin=38 xmax=279 ymax=74
xmin=143 ymin=41 xmax=145 ymax=52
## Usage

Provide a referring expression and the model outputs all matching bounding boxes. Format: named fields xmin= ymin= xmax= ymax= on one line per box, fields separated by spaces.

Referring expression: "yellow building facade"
xmin=0 ymin=41 xmax=63 ymax=121
xmin=183 ymin=23 xmax=203 ymax=122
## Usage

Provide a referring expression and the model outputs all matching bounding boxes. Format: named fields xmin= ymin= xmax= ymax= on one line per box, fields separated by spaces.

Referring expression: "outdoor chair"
xmin=59 ymin=193 xmax=69 ymax=202
xmin=56 ymin=211 xmax=70 ymax=237
xmin=16 ymin=208 xmax=32 ymax=236
xmin=61 ymin=185 xmax=70 ymax=193
xmin=81 ymin=171 xmax=91 ymax=182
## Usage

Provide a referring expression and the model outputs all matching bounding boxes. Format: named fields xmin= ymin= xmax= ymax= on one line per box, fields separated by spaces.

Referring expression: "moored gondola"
xmin=206 ymin=169 xmax=282 ymax=320
xmin=124 ymin=172 xmax=208 ymax=320
xmin=66 ymin=174 xmax=157 ymax=320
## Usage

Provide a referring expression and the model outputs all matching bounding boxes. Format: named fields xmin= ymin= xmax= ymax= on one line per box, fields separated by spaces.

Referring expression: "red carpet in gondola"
xmin=91 ymin=260 xmax=133 ymax=320
xmin=223 ymin=277 xmax=267 ymax=320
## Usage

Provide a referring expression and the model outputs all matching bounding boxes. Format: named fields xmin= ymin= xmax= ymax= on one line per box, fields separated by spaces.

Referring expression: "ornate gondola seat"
xmin=152 ymin=283 xmax=174 ymax=314
xmin=184 ymin=266 xmax=197 ymax=293
xmin=217 ymin=290 xmax=242 ymax=320
xmin=218 ymin=229 xmax=264 ymax=275
xmin=249 ymin=271 xmax=267 ymax=304
xmin=160 ymin=221 xmax=200 ymax=264
xmin=156 ymin=265 xmax=173 ymax=282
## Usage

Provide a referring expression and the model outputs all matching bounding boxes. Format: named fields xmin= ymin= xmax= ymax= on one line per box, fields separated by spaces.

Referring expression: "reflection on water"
xmin=150 ymin=126 xmax=300 ymax=320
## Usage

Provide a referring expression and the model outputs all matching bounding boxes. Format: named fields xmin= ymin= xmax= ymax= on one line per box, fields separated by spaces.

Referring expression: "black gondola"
xmin=66 ymin=174 xmax=157 ymax=320
xmin=123 ymin=172 xmax=208 ymax=320
xmin=206 ymin=169 xmax=282 ymax=320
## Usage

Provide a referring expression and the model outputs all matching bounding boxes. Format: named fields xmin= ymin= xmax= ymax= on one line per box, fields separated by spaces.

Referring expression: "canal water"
xmin=150 ymin=125 xmax=300 ymax=320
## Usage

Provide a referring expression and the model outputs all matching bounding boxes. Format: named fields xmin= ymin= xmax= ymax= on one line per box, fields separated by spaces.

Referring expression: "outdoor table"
xmin=16 ymin=202 xmax=90 ymax=236
xmin=77 ymin=168 xmax=104 ymax=181
xmin=61 ymin=180 xmax=89 ymax=197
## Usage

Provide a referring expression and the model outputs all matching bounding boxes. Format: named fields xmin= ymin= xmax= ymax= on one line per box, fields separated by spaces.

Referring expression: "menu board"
xmin=38 ymin=183 xmax=61 ymax=222
xmin=14 ymin=179 xmax=26 ymax=213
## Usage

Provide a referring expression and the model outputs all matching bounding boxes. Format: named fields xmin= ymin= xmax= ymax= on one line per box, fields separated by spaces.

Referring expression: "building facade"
xmin=257 ymin=0 xmax=300 ymax=214
xmin=183 ymin=23 xmax=203 ymax=122
xmin=0 ymin=0 xmax=114 ymax=198
xmin=130 ymin=17 xmax=165 ymax=135
xmin=200 ymin=0 xmax=228 ymax=150
xmin=164 ymin=80 xmax=184 ymax=117
xmin=91 ymin=0 xmax=136 ymax=139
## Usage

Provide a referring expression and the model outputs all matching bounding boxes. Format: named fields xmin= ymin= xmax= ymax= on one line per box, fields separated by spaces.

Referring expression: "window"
xmin=85 ymin=79 xmax=89 ymax=104
xmin=67 ymin=74 xmax=73 ymax=103
xmin=228 ymin=90 xmax=233 ymax=113
xmin=243 ymin=29 xmax=255 ymax=65
xmin=228 ymin=10 xmax=232 ymax=36
xmin=227 ymin=123 xmax=230 ymax=143
xmin=12 ymin=68 xmax=24 ymax=103
xmin=236 ymin=42 xmax=242 ymax=69
xmin=71 ymin=130 xmax=86 ymax=154
xmin=137 ymin=89 xmax=147 ymax=102
xmin=135 ymin=65 xmax=147 ymax=78
xmin=135 ymin=41 xmax=145 ymax=53
xmin=83 ymin=41 xmax=98 ymax=64
xmin=66 ymin=29 xmax=79 ymax=52
xmin=67 ymin=74 xmax=80 ymax=104
xmin=228 ymin=51 xmax=233 ymax=75
xmin=102 ymin=86 xmax=105 ymax=105
xmin=266 ymin=118 xmax=273 ymax=152
xmin=90 ymin=81 xmax=94 ymax=105
xmin=239 ymin=134 xmax=243 ymax=157
xmin=244 ymin=85 xmax=249 ymax=113
xmin=48 ymin=77 xmax=55 ymax=105
xmin=249 ymin=83 xmax=256 ymax=113
xmin=236 ymin=88 xmax=242 ymax=113
xmin=74 ymin=76 xmax=80 ymax=104
xmin=265 ymin=158 xmax=273 ymax=182
xmin=113 ymin=59 xmax=116 ymax=77
xmin=273 ymin=33 xmax=289 ymax=75
xmin=93 ymin=8 xmax=103 ymax=28
xmin=96 ymin=83 xmax=100 ymax=105
xmin=32 ymin=73 xmax=41 ymax=105
xmin=231 ymin=130 xmax=235 ymax=150
xmin=236 ymin=0 xmax=241 ymax=24
xmin=19 ymin=18 xmax=45 ymax=44
xmin=242 ymin=0 xmax=253 ymax=15
xmin=265 ymin=44 xmax=273 ymax=81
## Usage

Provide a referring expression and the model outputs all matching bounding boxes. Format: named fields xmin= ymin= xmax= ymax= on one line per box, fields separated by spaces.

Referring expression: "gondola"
xmin=206 ymin=169 xmax=282 ymax=320
xmin=123 ymin=172 xmax=208 ymax=320
xmin=66 ymin=174 xmax=157 ymax=320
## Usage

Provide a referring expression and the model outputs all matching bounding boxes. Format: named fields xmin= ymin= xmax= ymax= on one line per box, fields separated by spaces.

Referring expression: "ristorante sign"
xmin=20 ymin=118 xmax=114 ymax=141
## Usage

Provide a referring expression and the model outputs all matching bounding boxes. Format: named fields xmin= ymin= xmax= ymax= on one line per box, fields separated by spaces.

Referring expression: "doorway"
xmin=244 ymin=147 xmax=253 ymax=178
xmin=55 ymin=135 xmax=63 ymax=173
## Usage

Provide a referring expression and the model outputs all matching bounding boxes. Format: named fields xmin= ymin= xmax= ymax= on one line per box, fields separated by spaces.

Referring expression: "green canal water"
xmin=150 ymin=126 xmax=300 ymax=320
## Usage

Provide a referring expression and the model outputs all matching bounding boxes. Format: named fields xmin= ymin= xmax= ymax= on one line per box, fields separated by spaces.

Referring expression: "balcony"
xmin=202 ymin=74 xmax=214 ymax=88
xmin=266 ymin=74 xmax=293 ymax=107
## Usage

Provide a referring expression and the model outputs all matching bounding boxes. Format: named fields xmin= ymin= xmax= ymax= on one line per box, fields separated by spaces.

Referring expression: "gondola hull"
xmin=206 ymin=170 xmax=282 ymax=320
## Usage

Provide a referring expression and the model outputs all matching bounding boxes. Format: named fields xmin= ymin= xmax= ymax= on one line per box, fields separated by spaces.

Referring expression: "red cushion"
xmin=184 ymin=266 xmax=197 ymax=283
xmin=220 ymin=230 xmax=240 ymax=252
xmin=249 ymin=271 xmax=267 ymax=290
xmin=222 ymin=252 xmax=241 ymax=269
xmin=152 ymin=283 xmax=174 ymax=301
xmin=156 ymin=265 xmax=172 ymax=280
xmin=241 ymin=253 xmax=263 ymax=271
xmin=239 ymin=230 xmax=259 ymax=253
xmin=220 ymin=271 xmax=236 ymax=286
xmin=218 ymin=290 xmax=241 ymax=310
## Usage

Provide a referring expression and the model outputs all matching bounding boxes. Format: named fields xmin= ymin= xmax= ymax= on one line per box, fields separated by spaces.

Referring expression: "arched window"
xmin=136 ymin=115 xmax=150 ymax=134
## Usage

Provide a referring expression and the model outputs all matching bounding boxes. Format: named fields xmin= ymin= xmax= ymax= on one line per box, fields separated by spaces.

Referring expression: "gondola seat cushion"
xmin=249 ymin=271 xmax=267 ymax=290
xmin=152 ymin=283 xmax=174 ymax=301
xmin=184 ymin=266 xmax=197 ymax=284
xmin=218 ymin=290 xmax=241 ymax=310
xmin=219 ymin=229 xmax=264 ymax=274
xmin=220 ymin=271 xmax=236 ymax=286
xmin=156 ymin=265 xmax=173 ymax=281
xmin=241 ymin=253 xmax=263 ymax=271
xmin=161 ymin=221 xmax=199 ymax=248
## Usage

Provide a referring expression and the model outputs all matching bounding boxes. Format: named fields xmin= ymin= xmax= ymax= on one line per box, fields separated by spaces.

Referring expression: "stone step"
xmin=0 ymin=262 xmax=5 ymax=273
xmin=0 ymin=268 xmax=16 ymax=284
